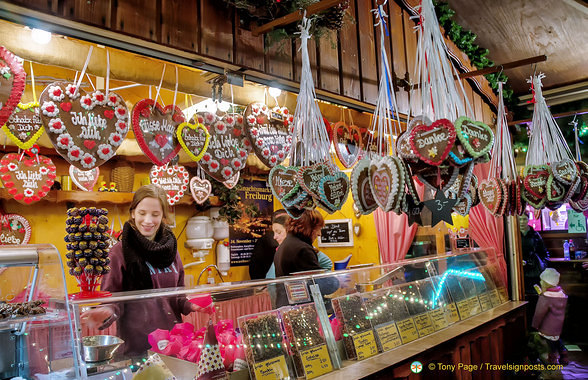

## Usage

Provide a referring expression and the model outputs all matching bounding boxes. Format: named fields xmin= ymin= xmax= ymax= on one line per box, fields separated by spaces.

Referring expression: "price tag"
xmin=352 ymin=330 xmax=378 ymax=360
xmin=375 ymin=322 xmax=403 ymax=351
xmin=396 ymin=317 xmax=419 ymax=343
xmin=489 ymin=289 xmax=501 ymax=306
xmin=467 ymin=296 xmax=482 ymax=315
xmin=478 ymin=292 xmax=493 ymax=311
xmin=456 ymin=298 xmax=472 ymax=319
xmin=300 ymin=344 xmax=333 ymax=379
xmin=284 ymin=280 xmax=310 ymax=304
xmin=429 ymin=308 xmax=449 ymax=330
xmin=445 ymin=303 xmax=461 ymax=323
xmin=498 ymin=287 xmax=509 ymax=303
xmin=414 ymin=313 xmax=435 ymax=337
xmin=253 ymin=355 xmax=290 ymax=379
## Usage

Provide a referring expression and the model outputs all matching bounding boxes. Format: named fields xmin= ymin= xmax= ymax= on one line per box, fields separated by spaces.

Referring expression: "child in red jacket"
xmin=530 ymin=268 xmax=568 ymax=365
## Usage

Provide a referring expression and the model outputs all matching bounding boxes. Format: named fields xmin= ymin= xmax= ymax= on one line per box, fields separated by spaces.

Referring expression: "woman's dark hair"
xmin=286 ymin=209 xmax=324 ymax=239
xmin=273 ymin=213 xmax=289 ymax=227
xmin=128 ymin=184 xmax=170 ymax=232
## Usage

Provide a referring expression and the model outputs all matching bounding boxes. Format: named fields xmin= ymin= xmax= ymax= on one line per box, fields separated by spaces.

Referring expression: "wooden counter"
xmin=318 ymin=301 xmax=527 ymax=379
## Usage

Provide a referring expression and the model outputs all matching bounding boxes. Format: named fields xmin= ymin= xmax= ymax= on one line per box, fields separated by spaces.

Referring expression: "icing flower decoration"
xmin=24 ymin=188 xmax=34 ymax=197
xmin=92 ymin=90 xmax=106 ymax=105
xmin=47 ymin=86 xmax=65 ymax=102
xmin=96 ymin=144 xmax=113 ymax=160
xmin=221 ymin=166 xmax=234 ymax=180
xmin=67 ymin=147 xmax=82 ymax=161
xmin=208 ymin=160 xmax=220 ymax=172
xmin=39 ymin=167 xmax=50 ymax=175
xmin=115 ymin=120 xmax=127 ymax=134
xmin=428 ymin=147 xmax=438 ymax=158
xmin=41 ymin=101 xmax=59 ymax=117
xmin=114 ymin=105 xmax=127 ymax=120
xmin=246 ymin=115 xmax=256 ymax=125
xmin=6 ymin=163 xmax=17 ymax=171
xmin=261 ymin=148 xmax=271 ymax=158
xmin=80 ymin=153 xmax=96 ymax=169
xmin=256 ymin=138 xmax=264 ymax=148
xmin=56 ymin=133 xmax=73 ymax=149
xmin=65 ymin=84 xmax=80 ymax=99
xmin=215 ymin=121 xmax=227 ymax=134
xmin=80 ymin=95 xmax=94 ymax=110
xmin=231 ymin=158 xmax=243 ymax=170
xmin=48 ymin=118 xmax=65 ymax=134
xmin=109 ymin=132 xmax=123 ymax=146
xmin=107 ymin=93 xmax=121 ymax=107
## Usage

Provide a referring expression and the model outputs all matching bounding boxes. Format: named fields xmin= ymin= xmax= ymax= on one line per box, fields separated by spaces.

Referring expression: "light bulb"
xmin=31 ymin=28 xmax=51 ymax=45
xmin=217 ymin=101 xmax=230 ymax=112
xmin=268 ymin=87 xmax=281 ymax=97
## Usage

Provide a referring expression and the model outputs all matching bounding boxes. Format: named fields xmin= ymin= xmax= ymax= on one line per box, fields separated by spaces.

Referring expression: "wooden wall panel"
xmin=389 ymin=1 xmax=409 ymax=114
xmin=8 ymin=0 xmax=58 ymax=14
xmin=114 ymin=0 xmax=158 ymax=42
xmin=482 ymin=103 xmax=494 ymax=127
xmin=294 ymin=38 xmax=317 ymax=85
xmin=338 ymin=0 xmax=360 ymax=99
xmin=403 ymin=11 xmax=420 ymax=116
xmin=235 ymin=26 xmax=264 ymax=71
xmin=161 ymin=0 xmax=199 ymax=51
xmin=317 ymin=30 xmax=340 ymax=94
xmin=266 ymin=41 xmax=293 ymax=80
xmin=356 ymin=0 xmax=378 ymax=104
xmin=62 ymin=0 xmax=111 ymax=27
xmin=200 ymin=0 xmax=233 ymax=61
xmin=474 ymin=91 xmax=484 ymax=121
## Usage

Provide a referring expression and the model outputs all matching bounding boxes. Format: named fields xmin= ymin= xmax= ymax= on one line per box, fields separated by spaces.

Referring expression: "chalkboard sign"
xmin=318 ymin=219 xmax=354 ymax=247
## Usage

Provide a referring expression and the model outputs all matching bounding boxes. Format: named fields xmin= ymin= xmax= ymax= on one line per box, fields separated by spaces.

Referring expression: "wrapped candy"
xmin=67 ymin=208 xmax=79 ymax=216
xmin=97 ymin=224 xmax=107 ymax=233
xmin=103 ymin=265 xmax=111 ymax=274
xmin=65 ymin=251 xmax=74 ymax=259
xmin=65 ymin=225 xmax=77 ymax=233
xmin=88 ymin=207 xmax=97 ymax=215
xmin=78 ymin=258 xmax=88 ymax=268
xmin=74 ymin=250 xmax=83 ymax=259
xmin=100 ymin=208 xmax=108 ymax=216
xmin=94 ymin=265 xmax=103 ymax=275
xmin=84 ymin=265 xmax=94 ymax=274
xmin=83 ymin=232 xmax=92 ymax=241
xmin=73 ymin=232 xmax=82 ymax=241
xmin=65 ymin=216 xmax=75 ymax=225
xmin=78 ymin=241 xmax=88 ymax=250
xmin=78 ymin=223 xmax=88 ymax=233
xmin=89 ymin=257 xmax=99 ymax=265
xmin=73 ymin=267 xmax=82 ymax=276
xmin=72 ymin=215 xmax=83 ymax=224
xmin=88 ymin=241 xmax=98 ymax=250
xmin=83 ymin=249 xmax=93 ymax=257
xmin=88 ymin=223 xmax=98 ymax=233
xmin=66 ymin=259 xmax=76 ymax=268
xmin=98 ymin=215 xmax=108 ymax=225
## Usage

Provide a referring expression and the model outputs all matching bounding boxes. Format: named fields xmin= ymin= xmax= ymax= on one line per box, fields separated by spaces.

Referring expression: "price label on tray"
xmin=414 ymin=313 xmax=435 ymax=337
xmin=396 ymin=317 xmax=419 ymax=343
xmin=352 ymin=330 xmax=378 ymax=360
xmin=300 ymin=344 xmax=333 ymax=379
xmin=429 ymin=308 xmax=449 ymax=330
xmin=456 ymin=298 xmax=472 ymax=319
xmin=446 ymin=303 xmax=461 ymax=323
xmin=498 ymin=287 xmax=509 ymax=303
xmin=253 ymin=355 xmax=290 ymax=380
xmin=467 ymin=296 xmax=483 ymax=315
xmin=478 ymin=292 xmax=493 ymax=311
xmin=489 ymin=289 xmax=501 ymax=307
xmin=375 ymin=322 xmax=403 ymax=351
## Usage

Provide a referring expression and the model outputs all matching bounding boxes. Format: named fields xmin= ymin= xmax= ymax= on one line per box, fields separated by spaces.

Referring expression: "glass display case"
xmin=65 ymin=247 xmax=508 ymax=379
xmin=0 ymin=244 xmax=75 ymax=379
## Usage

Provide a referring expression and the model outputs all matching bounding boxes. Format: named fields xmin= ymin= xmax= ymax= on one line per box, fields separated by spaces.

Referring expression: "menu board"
xmin=318 ymin=219 xmax=353 ymax=247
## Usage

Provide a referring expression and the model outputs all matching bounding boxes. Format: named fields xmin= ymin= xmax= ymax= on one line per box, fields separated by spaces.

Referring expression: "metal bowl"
xmin=82 ymin=335 xmax=124 ymax=363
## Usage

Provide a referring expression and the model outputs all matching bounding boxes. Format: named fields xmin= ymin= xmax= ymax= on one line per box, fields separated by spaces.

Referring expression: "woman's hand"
xmin=80 ymin=307 xmax=117 ymax=330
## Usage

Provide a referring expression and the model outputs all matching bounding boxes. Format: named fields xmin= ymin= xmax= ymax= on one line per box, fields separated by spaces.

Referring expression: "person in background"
xmin=529 ymin=268 xmax=569 ymax=365
xmin=266 ymin=213 xmax=332 ymax=279
xmin=81 ymin=185 xmax=209 ymax=356
xmin=248 ymin=210 xmax=287 ymax=280
xmin=519 ymin=211 xmax=549 ymax=322
xmin=274 ymin=210 xmax=339 ymax=307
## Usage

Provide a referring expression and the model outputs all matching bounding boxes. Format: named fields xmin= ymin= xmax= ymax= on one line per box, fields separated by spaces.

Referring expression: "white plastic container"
xmin=186 ymin=216 xmax=213 ymax=240
xmin=216 ymin=240 xmax=230 ymax=276
xmin=209 ymin=208 xmax=229 ymax=240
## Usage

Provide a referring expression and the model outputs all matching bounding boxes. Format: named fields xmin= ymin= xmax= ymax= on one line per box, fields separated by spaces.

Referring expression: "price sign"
xmin=489 ymin=289 xmax=501 ymax=306
xmin=478 ymin=292 xmax=493 ymax=311
xmin=498 ymin=287 xmax=509 ymax=303
xmin=375 ymin=322 xmax=403 ymax=351
xmin=445 ymin=303 xmax=461 ymax=323
xmin=253 ymin=355 xmax=290 ymax=379
xmin=467 ymin=296 xmax=482 ymax=315
xmin=456 ymin=298 xmax=472 ymax=319
xmin=414 ymin=313 xmax=435 ymax=337
xmin=396 ymin=317 xmax=419 ymax=343
xmin=352 ymin=330 xmax=378 ymax=360
xmin=429 ymin=308 xmax=449 ymax=330
xmin=300 ymin=344 xmax=333 ymax=379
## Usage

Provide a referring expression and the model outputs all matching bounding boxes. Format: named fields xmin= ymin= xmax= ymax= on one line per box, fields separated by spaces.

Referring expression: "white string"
xmin=489 ymin=82 xmax=516 ymax=180
xmin=173 ymin=66 xmax=178 ymax=108
xmin=86 ymin=73 xmax=96 ymax=91
xmin=570 ymin=116 xmax=581 ymax=161
xmin=105 ymin=50 xmax=110 ymax=96
xmin=74 ymin=46 xmax=94 ymax=98
xmin=149 ymin=85 xmax=152 ymax=99
xmin=155 ymin=64 xmax=167 ymax=102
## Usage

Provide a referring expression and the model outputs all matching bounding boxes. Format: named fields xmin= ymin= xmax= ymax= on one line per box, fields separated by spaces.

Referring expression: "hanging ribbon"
xmin=29 ymin=62 xmax=37 ymax=103
xmin=172 ymin=66 xmax=178 ymax=108
xmin=105 ymin=50 xmax=110 ymax=96
xmin=155 ymin=64 xmax=167 ymax=103
xmin=73 ymin=46 xmax=94 ymax=98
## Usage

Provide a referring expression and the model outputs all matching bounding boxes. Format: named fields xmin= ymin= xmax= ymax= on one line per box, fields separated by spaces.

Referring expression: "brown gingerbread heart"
xmin=409 ymin=118 xmax=456 ymax=166
xmin=0 ymin=213 xmax=31 ymax=245
xmin=0 ymin=153 xmax=56 ymax=204
xmin=149 ymin=164 xmax=190 ymax=206
xmin=332 ymin=121 xmax=362 ymax=168
xmin=478 ymin=179 xmax=502 ymax=215
xmin=0 ymin=46 xmax=26 ymax=128
xmin=2 ymin=102 xmax=44 ymax=150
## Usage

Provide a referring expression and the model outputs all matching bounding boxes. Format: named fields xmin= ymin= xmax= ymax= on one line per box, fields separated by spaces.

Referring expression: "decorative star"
xmin=428 ymin=147 xmax=437 ymax=157
xmin=405 ymin=193 xmax=424 ymax=226
xmin=423 ymin=191 xmax=458 ymax=226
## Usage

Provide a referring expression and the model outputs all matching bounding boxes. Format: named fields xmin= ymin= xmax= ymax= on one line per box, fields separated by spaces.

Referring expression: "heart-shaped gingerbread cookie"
xmin=351 ymin=158 xmax=378 ymax=215
xmin=244 ymin=102 xmax=293 ymax=168
xmin=269 ymin=165 xmax=300 ymax=202
xmin=132 ymin=98 xmax=184 ymax=166
xmin=478 ymin=178 xmax=502 ymax=215
xmin=190 ymin=176 xmax=212 ymax=204
xmin=223 ymin=171 xmax=240 ymax=189
xmin=523 ymin=165 xmax=550 ymax=199
xmin=149 ymin=164 xmax=190 ymax=205
xmin=318 ymin=172 xmax=350 ymax=212
xmin=369 ymin=156 xmax=400 ymax=212
xmin=551 ymin=158 xmax=578 ymax=186
xmin=409 ymin=118 xmax=456 ymax=166
xmin=195 ymin=112 xmax=248 ymax=183
xmin=297 ymin=163 xmax=334 ymax=200
xmin=0 ymin=213 xmax=31 ymax=245
xmin=0 ymin=153 xmax=56 ymax=204
xmin=332 ymin=121 xmax=362 ymax=168
xmin=2 ymin=102 xmax=44 ymax=150
xmin=39 ymin=83 xmax=129 ymax=170
xmin=0 ymin=46 xmax=26 ymax=128
xmin=454 ymin=116 xmax=494 ymax=158
xmin=69 ymin=165 xmax=99 ymax=191
xmin=177 ymin=120 xmax=210 ymax=162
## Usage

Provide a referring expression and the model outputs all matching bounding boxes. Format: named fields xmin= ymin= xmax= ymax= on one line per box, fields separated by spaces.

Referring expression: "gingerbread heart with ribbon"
xmin=409 ymin=118 xmax=456 ymax=166
xmin=351 ymin=158 xmax=378 ymax=215
xmin=194 ymin=112 xmax=248 ymax=183
xmin=149 ymin=164 xmax=190 ymax=206
xmin=478 ymin=178 xmax=502 ymax=215
xmin=132 ymin=98 xmax=184 ymax=166
xmin=0 ymin=153 xmax=56 ymax=204
xmin=297 ymin=162 xmax=333 ymax=201
xmin=369 ymin=156 xmax=400 ymax=212
xmin=244 ymin=102 xmax=293 ymax=168
xmin=0 ymin=46 xmax=26 ymax=128
xmin=177 ymin=120 xmax=210 ymax=162
xmin=39 ymin=82 xmax=129 ymax=170
xmin=332 ymin=121 xmax=362 ymax=168
xmin=318 ymin=172 xmax=350 ymax=213
xmin=269 ymin=165 xmax=300 ymax=202
xmin=2 ymin=102 xmax=44 ymax=150
xmin=190 ymin=176 xmax=212 ymax=205
xmin=69 ymin=165 xmax=99 ymax=191
xmin=523 ymin=165 xmax=550 ymax=199
xmin=454 ymin=116 xmax=494 ymax=158
xmin=0 ymin=213 xmax=31 ymax=245
xmin=223 ymin=171 xmax=240 ymax=189
xmin=551 ymin=158 xmax=578 ymax=186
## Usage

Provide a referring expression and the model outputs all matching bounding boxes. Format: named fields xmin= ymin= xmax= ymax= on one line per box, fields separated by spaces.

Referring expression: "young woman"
xmin=82 ymin=184 xmax=204 ymax=356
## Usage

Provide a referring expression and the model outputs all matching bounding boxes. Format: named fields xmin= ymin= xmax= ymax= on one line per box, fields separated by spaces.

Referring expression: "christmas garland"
xmin=434 ymin=1 xmax=515 ymax=107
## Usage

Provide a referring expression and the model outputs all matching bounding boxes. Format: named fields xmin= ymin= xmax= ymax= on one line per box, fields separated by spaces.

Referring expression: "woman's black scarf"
xmin=121 ymin=221 xmax=177 ymax=290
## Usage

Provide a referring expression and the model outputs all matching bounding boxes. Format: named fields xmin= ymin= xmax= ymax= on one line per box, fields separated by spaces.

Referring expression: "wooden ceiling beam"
xmin=252 ymin=0 xmax=345 ymax=36
xmin=458 ymin=55 xmax=547 ymax=79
